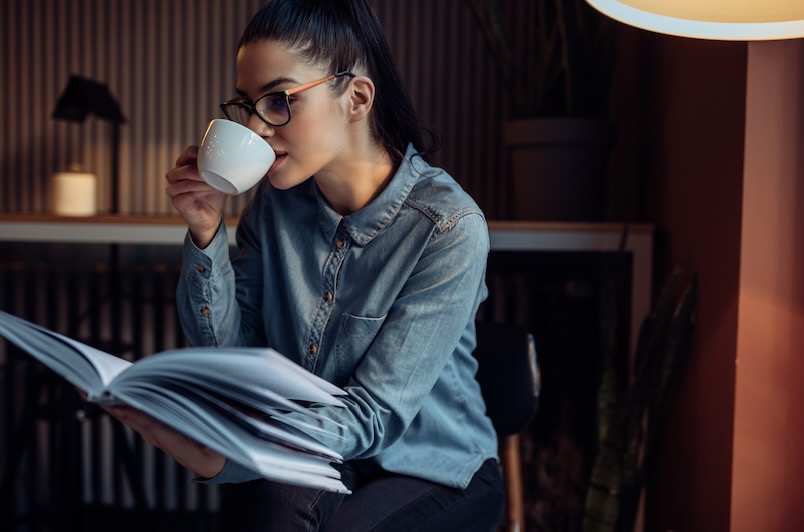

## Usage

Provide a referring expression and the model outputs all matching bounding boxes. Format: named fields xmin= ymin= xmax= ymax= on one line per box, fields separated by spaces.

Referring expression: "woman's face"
xmin=234 ymin=40 xmax=351 ymax=190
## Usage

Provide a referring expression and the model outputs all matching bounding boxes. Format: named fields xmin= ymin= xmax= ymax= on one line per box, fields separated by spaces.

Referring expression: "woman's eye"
xmin=256 ymin=95 xmax=281 ymax=113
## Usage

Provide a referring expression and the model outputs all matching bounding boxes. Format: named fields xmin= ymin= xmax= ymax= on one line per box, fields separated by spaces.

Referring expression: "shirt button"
xmin=200 ymin=306 xmax=211 ymax=317
xmin=336 ymin=239 xmax=346 ymax=249
xmin=195 ymin=264 xmax=206 ymax=273
xmin=324 ymin=290 xmax=333 ymax=302
xmin=309 ymin=343 xmax=318 ymax=355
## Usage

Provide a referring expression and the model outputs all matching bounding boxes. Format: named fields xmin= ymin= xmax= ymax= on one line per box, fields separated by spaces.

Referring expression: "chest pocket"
xmin=334 ymin=313 xmax=387 ymax=383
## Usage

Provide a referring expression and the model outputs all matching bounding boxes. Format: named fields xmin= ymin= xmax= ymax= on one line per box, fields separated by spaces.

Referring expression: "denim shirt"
xmin=176 ymin=144 xmax=498 ymax=489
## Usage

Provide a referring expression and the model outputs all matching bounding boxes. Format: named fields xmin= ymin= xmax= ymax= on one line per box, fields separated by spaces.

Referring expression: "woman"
xmin=121 ymin=0 xmax=503 ymax=529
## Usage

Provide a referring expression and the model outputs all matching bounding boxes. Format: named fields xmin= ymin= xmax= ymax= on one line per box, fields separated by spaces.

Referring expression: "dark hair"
xmin=238 ymin=0 xmax=439 ymax=164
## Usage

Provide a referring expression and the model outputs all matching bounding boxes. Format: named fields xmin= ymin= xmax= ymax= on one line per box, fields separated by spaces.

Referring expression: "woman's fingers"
xmin=107 ymin=406 xmax=225 ymax=478
xmin=165 ymin=145 xmax=227 ymax=241
xmin=174 ymin=145 xmax=200 ymax=169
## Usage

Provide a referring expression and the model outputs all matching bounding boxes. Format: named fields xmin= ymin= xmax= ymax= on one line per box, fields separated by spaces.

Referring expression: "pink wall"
xmin=643 ymin=36 xmax=804 ymax=532
xmin=641 ymin=34 xmax=747 ymax=532
xmin=732 ymin=39 xmax=804 ymax=530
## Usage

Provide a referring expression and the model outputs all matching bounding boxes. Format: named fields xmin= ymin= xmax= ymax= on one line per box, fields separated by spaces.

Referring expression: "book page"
xmin=113 ymin=347 xmax=345 ymax=406
xmin=111 ymin=379 xmax=349 ymax=493
xmin=163 ymin=381 xmax=342 ymax=461
xmin=166 ymin=369 xmax=345 ymax=437
xmin=53 ymin=332 xmax=132 ymax=385
xmin=0 ymin=311 xmax=130 ymax=392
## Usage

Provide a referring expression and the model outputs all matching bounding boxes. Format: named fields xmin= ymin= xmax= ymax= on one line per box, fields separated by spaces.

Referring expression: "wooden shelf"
xmin=0 ymin=214 xmax=651 ymax=247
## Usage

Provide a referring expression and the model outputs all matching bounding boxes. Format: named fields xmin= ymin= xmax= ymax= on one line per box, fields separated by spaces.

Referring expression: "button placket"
xmin=303 ymin=230 xmax=350 ymax=371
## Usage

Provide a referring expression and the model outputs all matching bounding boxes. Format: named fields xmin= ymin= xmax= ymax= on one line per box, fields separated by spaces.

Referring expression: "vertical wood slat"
xmin=1 ymin=0 xmax=507 ymax=219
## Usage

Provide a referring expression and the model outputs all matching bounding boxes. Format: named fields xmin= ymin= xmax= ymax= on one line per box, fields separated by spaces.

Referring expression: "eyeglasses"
xmin=220 ymin=71 xmax=355 ymax=128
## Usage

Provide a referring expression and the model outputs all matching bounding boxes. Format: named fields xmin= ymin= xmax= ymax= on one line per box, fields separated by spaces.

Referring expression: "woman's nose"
xmin=247 ymin=114 xmax=275 ymax=137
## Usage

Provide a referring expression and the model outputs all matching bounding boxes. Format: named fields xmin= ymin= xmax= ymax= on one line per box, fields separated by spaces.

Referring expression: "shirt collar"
xmin=317 ymin=143 xmax=422 ymax=246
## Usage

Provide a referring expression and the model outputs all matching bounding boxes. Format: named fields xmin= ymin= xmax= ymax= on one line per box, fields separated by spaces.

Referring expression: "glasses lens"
xmin=255 ymin=94 xmax=290 ymax=126
xmin=222 ymin=102 xmax=253 ymax=126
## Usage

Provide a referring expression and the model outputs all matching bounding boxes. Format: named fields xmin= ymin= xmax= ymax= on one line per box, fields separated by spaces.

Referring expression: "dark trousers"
xmin=219 ymin=458 xmax=505 ymax=532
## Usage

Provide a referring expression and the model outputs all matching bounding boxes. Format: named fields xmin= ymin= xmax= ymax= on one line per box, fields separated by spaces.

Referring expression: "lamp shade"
xmin=585 ymin=0 xmax=804 ymax=41
xmin=52 ymin=75 xmax=126 ymax=124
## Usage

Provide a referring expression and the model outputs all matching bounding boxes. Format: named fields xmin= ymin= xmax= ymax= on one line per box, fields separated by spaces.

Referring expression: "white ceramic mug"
xmin=197 ymin=119 xmax=275 ymax=195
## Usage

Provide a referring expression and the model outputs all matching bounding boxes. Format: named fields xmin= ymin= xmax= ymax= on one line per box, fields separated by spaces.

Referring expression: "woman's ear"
xmin=347 ymin=76 xmax=375 ymax=122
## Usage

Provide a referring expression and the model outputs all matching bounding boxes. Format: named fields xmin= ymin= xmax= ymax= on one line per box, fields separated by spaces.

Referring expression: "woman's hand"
xmin=165 ymin=145 xmax=227 ymax=249
xmin=107 ymin=405 xmax=226 ymax=479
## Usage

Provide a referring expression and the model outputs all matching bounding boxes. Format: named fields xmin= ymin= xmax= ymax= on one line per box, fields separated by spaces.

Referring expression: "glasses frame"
xmin=220 ymin=71 xmax=355 ymax=128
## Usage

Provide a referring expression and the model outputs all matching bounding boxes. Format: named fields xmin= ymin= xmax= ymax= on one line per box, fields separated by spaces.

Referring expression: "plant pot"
xmin=504 ymin=118 xmax=616 ymax=221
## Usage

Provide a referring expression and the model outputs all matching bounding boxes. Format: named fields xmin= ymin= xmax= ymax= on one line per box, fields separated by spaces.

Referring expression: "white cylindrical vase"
xmin=52 ymin=170 xmax=97 ymax=216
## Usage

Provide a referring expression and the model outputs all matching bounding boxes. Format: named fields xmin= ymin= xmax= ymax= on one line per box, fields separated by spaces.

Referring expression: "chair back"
xmin=473 ymin=321 xmax=540 ymax=437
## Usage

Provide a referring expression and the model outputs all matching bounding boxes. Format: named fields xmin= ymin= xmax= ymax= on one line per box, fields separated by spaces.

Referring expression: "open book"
xmin=0 ymin=310 xmax=350 ymax=494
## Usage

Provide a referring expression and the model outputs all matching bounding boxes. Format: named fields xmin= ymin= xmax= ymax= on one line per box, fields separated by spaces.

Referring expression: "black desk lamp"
xmin=52 ymin=75 xmax=128 ymax=354
xmin=52 ymin=75 xmax=127 ymax=214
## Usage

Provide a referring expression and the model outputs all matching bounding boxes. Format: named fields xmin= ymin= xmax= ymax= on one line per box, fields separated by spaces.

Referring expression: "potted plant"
xmin=465 ymin=0 xmax=619 ymax=220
